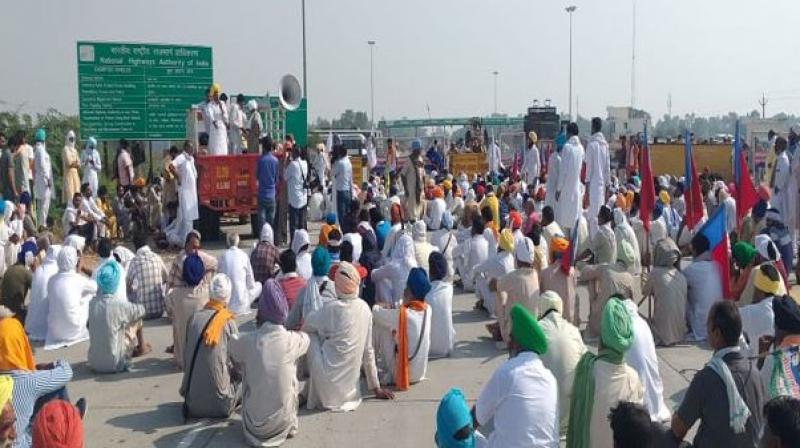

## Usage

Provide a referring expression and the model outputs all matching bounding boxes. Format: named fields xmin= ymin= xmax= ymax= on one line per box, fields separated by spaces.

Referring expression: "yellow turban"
xmin=528 ymin=131 xmax=538 ymax=144
xmin=441 ymin=179 xmax=452 ymax=191
xmin=0 ymin=316 xmax=35 ymax=371
xmin=210 ymin=83 xmax=221 ymax=96
xmin=659 ymin=190 xmax=671 ymax=205
xmin=0 ymin=375 xmax=12 ymax=408
xmin=754 ymin=266 xmax=781 ymax=295
xmin=499 ymin=229 xmax=515 ymax=253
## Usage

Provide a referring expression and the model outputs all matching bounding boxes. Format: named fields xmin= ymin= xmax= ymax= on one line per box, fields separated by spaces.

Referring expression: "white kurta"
xmin=167 ymin=152 xmax=199 ymax=246
xmin=372 ymin=304 xmax=432 ymax=385
xmin=555 ymin=136 xmax=584 ymax=229
xmin=24 ymin=249 xmax=60 ymax=342
xmin=773 ymin=151 xmax=791 ymax=224
xmin=585 ymin=132 xmax=609 ymax=238
xmin=523 ymin=145 xmax=540 ymax=186
xmin=488 ymin=141 xmax=502 ymax=175
xmin=623 ymin=300 xmax=671 ymax=422
xmin=430 ymin=229 xmax=457 ymax=279
xmin=33 ymin=143 xmax=52 ymax=224
xmin=80 ymin=147 xmax=101 ymax=199
xmin=426 ymin=280 xmax=455 ymax=358
xmin=683 ymin=254 xmax=723 ymax=341
xmin=303 ymin=298 xmax=381 ymax=412
xmin=476 ymin=352 xmax=559 ymax=448
xmin=218 ymin=247 xmax=263 ymax=316
xmin=204 ymin=101 xmax=229 ymax=155
xmin=229 ymin=323 xmax=309 ymax=447
xmin=457 ymin=234 xmax=490 ymax=292
xmin=538 ymin=311 xmax=587 ymax=433
xmin=544 ymin=152 xmax=561 ymax=209
xmin=425 ymin=198 xmax=446 ymax=230
xmin=44 ymin=272 xmax=98 ymax=350
xmin=588 ymin=360 xmax=644 ymax=448
xmin=472 ymin=252 xmax=515 ymax=317
xmin=739 ymin=297 xmax=774 ymax=358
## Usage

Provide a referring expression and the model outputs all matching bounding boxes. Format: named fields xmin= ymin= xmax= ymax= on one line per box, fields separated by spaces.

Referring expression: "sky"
xmin=2 ymin=0 xmax=800 ymax=122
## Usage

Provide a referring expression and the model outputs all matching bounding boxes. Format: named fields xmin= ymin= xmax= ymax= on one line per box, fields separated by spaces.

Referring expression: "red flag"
xmin=735 ymin=152 xmax=759 ymax=229
xmin=683 ymin=135 xmax=705 ymax=231
xmin=639 ymin=144 xmax=655 ymax=232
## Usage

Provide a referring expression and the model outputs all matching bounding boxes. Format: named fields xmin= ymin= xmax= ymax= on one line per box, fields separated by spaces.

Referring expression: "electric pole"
xmin=759 ymin=92 xmax=768 ymax=119
xmin=667 ymin=92 xmax=672 ymax=117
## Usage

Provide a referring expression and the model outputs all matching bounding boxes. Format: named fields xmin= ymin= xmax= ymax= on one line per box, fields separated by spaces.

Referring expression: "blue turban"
xmin=0 ymin=201 xmax=6 ymax=216
xmin=441 ymin=211 xmax=454 ymax=230
xmin=406 ymin=267 xmax=431 ymax=299
xmin=652 ymin=203 xmax=663 ymax=220
xmin=429 ymin=252 xmax=448 ymax=282
xmin=87 ymin=136 xmax=97 ymax=148
xmin=17 ymin=240 xmax=37 ymax=265
xmin=411 ymin=139 xmax=423 ymax=151
xmin=753 ymin=199 xmax=768 ymax=220
xmin=435 ymin=388 xmax=475 ymax=448
xmin=555 ymin=131 xmax=567 ymax=152
xmin=311 ymin=245 xmax=331 ymax=277
xmin=18 ymin=192 xmax=31 ymax=206
xmin=96 ymin=260 xmax=123 ymax=295
xmin=325 ymin=213 xmax=337 ymax=225
xmin=34 ymin=128 xmax=46 ymax=142
xmin=182 ymin=254 xmax=205 ymax=286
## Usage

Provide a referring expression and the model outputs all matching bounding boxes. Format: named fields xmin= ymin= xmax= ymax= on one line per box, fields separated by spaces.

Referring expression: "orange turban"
xmin=433 ymin=187 xmax=444 ymax=199
xmin=551 ymin=237 xmax=569 ymax=254
xmin=390 ymin=203 xmax=403 ymax=223
xmin=0 ymin=316 xmax=35 ymax=371
xmin=32 ymin=400 xmax=84 ymax=448
xmin=508 ymin=211 xmax=523 ymax=229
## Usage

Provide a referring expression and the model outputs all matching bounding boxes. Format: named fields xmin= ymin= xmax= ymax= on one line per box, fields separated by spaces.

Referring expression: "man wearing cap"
xmin=372 ymin=267 xmax=432 ymax=389
xmin=180 ymin=273 xmax=241 ymax=418
xmin=401 ymin=144 xmax=425 ymax=222
xmin=672 ymin=301 xmax=765 ymax=447
xmin=88 ymin=261 xmax=148 ymax=373
xmin=523 ymin=131 xmax=541 ymax=190
xmin=32 ymin=129 xmax=51 ymax=228
xmin=537 ymin=291 xmax=586 ymax=435
xmin=585 ymin=118 xmax=610 ymax=238
xmin=230 ymin=272 xmax=309 ymax=446
xmin=473 ymin=304 xmax=559 ymax=447
xmin=739 ymin=264 xmax=780 ymax=359
xmin=567 ymin=297 xmax=643 ymax=448
xmin=493 ymin=237 xmax=540 ymax=345
xmin=580 ymin=240 xmax=639 ymax=338
xmin=304 ymin=262 xmax=394 ymax=411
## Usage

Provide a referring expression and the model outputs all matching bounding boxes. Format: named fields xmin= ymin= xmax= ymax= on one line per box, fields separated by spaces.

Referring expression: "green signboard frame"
xmin=77 ymin=41 xmax=213 ymax=140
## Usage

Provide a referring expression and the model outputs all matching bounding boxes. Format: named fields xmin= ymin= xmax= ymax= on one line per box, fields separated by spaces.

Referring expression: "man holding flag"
xmin=684 ymin=206 xmax=730 ymax=341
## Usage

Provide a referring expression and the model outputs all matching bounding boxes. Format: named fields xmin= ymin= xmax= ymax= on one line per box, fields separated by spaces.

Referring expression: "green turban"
xmin=732 ymin=241 xmax=756 ymax=267
xmin=601 ymin=296 xmax=634 ymax=355
xmin=510 ymin=303 xmax=547 ymax=355
xmin=567 ymin=296 xmax=634 ymax=448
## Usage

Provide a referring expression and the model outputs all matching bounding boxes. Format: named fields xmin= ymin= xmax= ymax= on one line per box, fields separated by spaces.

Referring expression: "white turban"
xmin=57 ymin=246 xmax=79 ymax=273
xmin=514 ymin=237 xmax=535 ymax=264
xmin=112 ymin=246 xmax=135 ymax=270
xmin=210 ymin=273 xmax=232 ymax=303
xmin=260 ymin=223 xmax=274 ymax=244
xmin=755 ymin=234 xmax=780 ymax=261
xmin=64 ymin=234 xmax=86 ymax=253
xmin=412 ymin=221 xmax=426 ymax=242
xmin=246 ymin=99 xmax=258 ymax=112
xmin=539 ymin=290 xmax=564 ymax=318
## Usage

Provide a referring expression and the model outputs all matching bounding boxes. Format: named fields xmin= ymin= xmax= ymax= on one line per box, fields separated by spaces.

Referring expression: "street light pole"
xmin=565 ymin=5 xmax=577 ymax=121
xmin=368 ymin=41 xmax=376 ymax=128
xmin=301 ymin=0 xmax=308 ymax=96
xmin=492 ymin=71 xmax=499 ymax=115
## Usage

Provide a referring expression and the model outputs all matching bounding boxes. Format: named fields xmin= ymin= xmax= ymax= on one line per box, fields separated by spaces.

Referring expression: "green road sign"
xmin=77 ymin=41 xmax=213 ymax=140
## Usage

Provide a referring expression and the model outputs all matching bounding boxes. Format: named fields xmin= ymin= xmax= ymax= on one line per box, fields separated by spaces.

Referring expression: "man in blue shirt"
xmin=257 ymin=138 xmax=279 ymax=232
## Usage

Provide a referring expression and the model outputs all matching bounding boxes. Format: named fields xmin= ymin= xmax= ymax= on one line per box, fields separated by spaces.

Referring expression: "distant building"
xmin=606 ymin=106 xmax=651 ymax=141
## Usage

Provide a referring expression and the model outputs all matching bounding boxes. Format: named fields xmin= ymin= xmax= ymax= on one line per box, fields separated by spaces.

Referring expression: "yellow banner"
xmin=449 ymin=152 xmax=488 ymax=176
xmin=350 ymin=156 xmax=364 ymax=186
